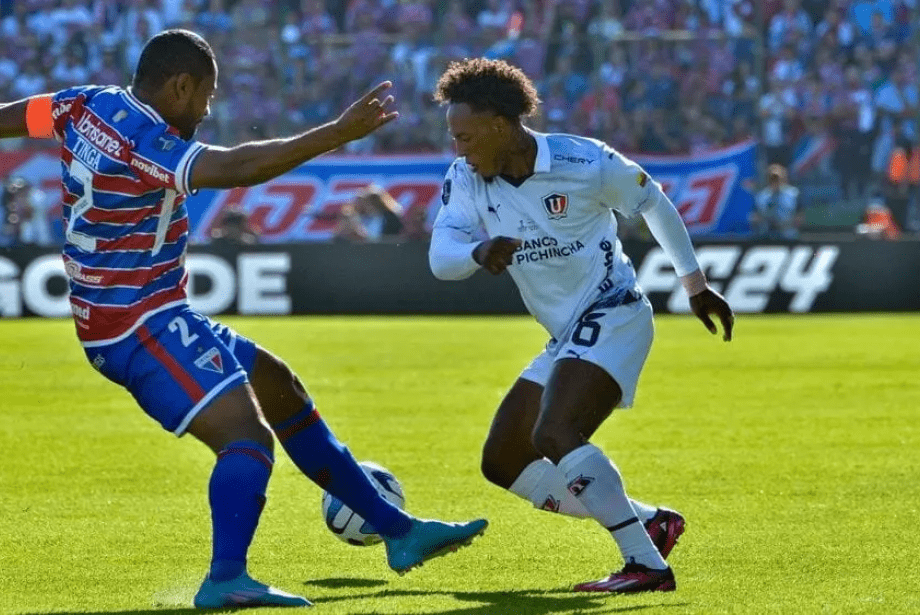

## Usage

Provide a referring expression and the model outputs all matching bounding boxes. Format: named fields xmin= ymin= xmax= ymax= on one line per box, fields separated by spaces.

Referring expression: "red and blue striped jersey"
xmin=51 ymin=85 xmax=206 ymax=346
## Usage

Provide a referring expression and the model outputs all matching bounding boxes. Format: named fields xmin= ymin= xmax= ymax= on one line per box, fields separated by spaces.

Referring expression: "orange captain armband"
xmin=26 ymin=95 xmax=54 ymax=139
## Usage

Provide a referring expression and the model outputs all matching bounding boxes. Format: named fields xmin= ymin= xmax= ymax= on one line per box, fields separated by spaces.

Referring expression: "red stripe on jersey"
xmin=83 ymin=204 xmax=158 ymax=225
xmin=64 ymin=255 xmax=182 ymax=287
xmin=95 ymin=216 xmax=188 ymax=252
xmin=136 ymin=324 xmax=205 ymax=402
xmin=93 ymin=173 xmax=153 ymax=196
xmin=70 ymin=282 xmax=188 ymax=342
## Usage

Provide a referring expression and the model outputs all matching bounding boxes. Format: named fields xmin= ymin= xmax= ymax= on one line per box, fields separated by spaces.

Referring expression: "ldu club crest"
xmin=542 ymin=193 xmax=569 ymax=219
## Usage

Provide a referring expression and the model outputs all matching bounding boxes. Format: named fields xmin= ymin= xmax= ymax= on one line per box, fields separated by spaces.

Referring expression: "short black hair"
xmin=434 ymin=58 xmax=540 ymax=120
xmin=133 ymin=29 xmax=215 ymax=90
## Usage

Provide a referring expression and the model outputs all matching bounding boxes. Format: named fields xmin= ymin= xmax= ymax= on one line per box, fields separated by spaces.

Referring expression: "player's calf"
xmin=249 ymin=348 xmax=310 ymax=426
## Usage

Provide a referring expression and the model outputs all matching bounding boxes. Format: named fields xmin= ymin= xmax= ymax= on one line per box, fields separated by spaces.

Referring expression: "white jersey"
xmin=432 ymin=130 xmax=665 ymax=340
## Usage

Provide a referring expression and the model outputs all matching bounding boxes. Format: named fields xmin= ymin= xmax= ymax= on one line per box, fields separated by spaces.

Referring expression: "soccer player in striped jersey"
xmin=429 ymin=59 xmax=734 ymax=594
xmin=0 ymin=29 xmax=487 ymax=609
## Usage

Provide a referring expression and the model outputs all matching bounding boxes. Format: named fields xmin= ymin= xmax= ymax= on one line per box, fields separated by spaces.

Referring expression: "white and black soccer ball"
xmin=321 ymin=461 xmax=405 ymax=546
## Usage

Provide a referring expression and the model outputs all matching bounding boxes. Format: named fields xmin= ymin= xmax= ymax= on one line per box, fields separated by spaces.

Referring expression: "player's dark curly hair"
xmin=133 ymin=29 xmax=215 ymax=90
xmin=434 ymin=58 xmax=540 ymax=120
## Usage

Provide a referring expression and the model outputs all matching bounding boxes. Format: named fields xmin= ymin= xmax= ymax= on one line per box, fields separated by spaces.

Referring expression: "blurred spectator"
xmin=759 ymin=76 xmax=796 ymax=167
xmin=333 ymin=201 xmax=370 ymax=242
xmin=0 ymin=177 xmax=52 ymax=247
xmin=750 ymin=164 xmax=802 ymax=239
xmin=833 ymin=64 xmax=876 ymax=202
xmin=856 ymin=194 xmax=901 ymax=240
xmin=885 ymin=134 xmax=920 ymax=232
xmin=209 ymin=206 xmax=259 ymax=248
xmin=333 ymin=184 xmax=408 ymax=243
xmin=359 ymin=184 xmax=405 ymax=238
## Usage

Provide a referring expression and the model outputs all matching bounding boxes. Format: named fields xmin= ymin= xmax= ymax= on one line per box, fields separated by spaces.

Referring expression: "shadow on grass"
xmin=19 ymin=582 xmax=688 ymax=615
xmin=305 ymin=581 xmax=690 ymax=615
xmin=304 ymin=576 xmax=388 ymax=589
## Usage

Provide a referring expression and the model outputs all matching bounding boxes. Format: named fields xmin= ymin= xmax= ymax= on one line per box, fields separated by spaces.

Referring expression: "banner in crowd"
xmin=1 ymin=141 xmax=758 ymax=241
xmin=3 ymin=239 xmax=918 ymax=319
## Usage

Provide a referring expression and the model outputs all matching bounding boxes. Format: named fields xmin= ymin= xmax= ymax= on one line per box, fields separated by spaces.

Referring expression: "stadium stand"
xmin=0 ymin=0 xmax=918 ymax=242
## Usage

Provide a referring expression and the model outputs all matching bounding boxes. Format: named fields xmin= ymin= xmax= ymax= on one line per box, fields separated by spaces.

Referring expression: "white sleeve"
xmin=641 ymin=193 xmax=701 ymax=277
xmin=598 ymin=144 xmax=660 ymax=218
xmin=429 ymin=162 xmax=483 ymax=281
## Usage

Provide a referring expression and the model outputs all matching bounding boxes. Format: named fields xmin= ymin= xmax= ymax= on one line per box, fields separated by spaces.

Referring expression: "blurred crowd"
xmin=1 ymin=0 xmax=918 ymax=244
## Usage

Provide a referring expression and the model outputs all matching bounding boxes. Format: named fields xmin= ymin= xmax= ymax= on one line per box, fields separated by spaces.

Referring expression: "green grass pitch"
xmin=1 ymin=314 xmax=918 ymax=614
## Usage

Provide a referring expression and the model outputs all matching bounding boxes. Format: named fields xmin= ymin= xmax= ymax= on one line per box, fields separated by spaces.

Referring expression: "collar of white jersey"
xmin=123 ymin=86 xmax=167 ymax=125
xmin=525 ymin=127 xmax=552 ymax=173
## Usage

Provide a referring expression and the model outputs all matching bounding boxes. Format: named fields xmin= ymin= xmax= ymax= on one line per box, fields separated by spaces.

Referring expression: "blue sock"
xmin=273 ymin=402 xmax=412 ymax=538
xmin=208 ymin=440 xmax=273 ymax=582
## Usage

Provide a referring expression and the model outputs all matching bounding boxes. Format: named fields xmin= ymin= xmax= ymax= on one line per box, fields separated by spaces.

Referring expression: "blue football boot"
xmin=194 ymin=571 xmax=312 ymax=609
xmin=384 ymin=517 xmax=488 ymax=575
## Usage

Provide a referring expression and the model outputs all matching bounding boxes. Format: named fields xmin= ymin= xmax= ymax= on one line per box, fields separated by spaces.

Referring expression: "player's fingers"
xmin=497 ymin=236 xmax=522 ymax=251
xmin=497 ymin=242 xmax=518 ymax=256
xmin=376 ymin=110 xmax=400 ymax=126
xmin=699 ymin=311 xmax=717 ymax=335
xmin=380 ymin=95 xmax=395 ymax=108
xmin=720 ymin=309 xmax=734 ymax=342
xmin=360 ymin=81 xmax=392 ymax=104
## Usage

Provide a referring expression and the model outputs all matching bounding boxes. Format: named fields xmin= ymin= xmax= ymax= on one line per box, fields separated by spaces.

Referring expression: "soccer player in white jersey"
xmin=0 ymin=30 xmax=487 ymax=609
xmin=429 ymin=58 xmax=734 ymax=594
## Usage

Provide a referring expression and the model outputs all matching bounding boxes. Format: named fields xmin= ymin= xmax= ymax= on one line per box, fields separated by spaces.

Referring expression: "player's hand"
xmin=473 ymin=236 xmax=522 ymax=275
xmin=333 ymin=81 xmax=399 ymax=143
xmin=689 ymin=287 xmax=734 ymax=342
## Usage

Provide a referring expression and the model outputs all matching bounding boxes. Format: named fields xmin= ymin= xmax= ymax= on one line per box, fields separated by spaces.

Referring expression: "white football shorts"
xmin=519 ymin=291 xmax=654 ymax=408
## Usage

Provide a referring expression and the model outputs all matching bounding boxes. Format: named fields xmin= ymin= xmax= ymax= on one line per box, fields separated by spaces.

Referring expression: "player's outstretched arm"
xmin=0 ymin=99 xmax=28 ymax=138
xmin=0 ymin=96 xmax=53 ymax=139
xmin=190 ymin=82 xmax=398 ymax=191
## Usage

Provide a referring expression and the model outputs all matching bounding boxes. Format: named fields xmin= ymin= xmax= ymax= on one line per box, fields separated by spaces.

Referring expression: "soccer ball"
xmin=321 ymin=461 xmax=405 ymax=546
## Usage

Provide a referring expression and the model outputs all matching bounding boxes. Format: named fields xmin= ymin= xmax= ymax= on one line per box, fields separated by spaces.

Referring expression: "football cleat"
xmin=384 ymin=517 xmax=488 ymax=575
xmin=644 ymin=507 xmax=685 ymax=559
xmin=573 ymin=562 xmax=676 ymax=593
xmin=194 ymin=572 xmax=312 ymax=609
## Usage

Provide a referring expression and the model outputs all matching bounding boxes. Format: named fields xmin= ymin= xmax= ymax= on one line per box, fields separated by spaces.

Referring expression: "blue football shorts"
xmin=83 ymin=305 xmax=258 ymax=435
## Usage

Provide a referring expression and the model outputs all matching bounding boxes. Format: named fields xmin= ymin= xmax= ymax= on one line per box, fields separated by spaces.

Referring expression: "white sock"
xmin=557 ymin=444 xmax=667 ymax=570
xmin=508 ymin=459 xmax=592 ymax=518
xmin=508 ymin=459 xmax=658 ymax=523
xmin=629 ymin=498 xmax=659 ymax=524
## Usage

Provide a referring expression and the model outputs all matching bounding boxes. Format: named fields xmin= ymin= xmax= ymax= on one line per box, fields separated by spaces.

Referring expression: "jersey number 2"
xmin=168 ymin=316 xmax=200 ymax=347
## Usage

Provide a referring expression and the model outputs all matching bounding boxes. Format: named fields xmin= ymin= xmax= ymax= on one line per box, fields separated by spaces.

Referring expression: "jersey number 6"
xmin=572 ymin=312 xmax=603 ymax=347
